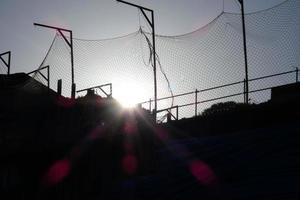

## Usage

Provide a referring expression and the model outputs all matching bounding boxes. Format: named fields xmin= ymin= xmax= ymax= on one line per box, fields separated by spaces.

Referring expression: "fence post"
xmin=176 ymin=106 xmax=179 ymax=120
xmin=195 ymin=89 xmax=198 ymax=117
xmin=110 ymin=83 xmax=113 ymax=97
xmin=47 ymin=66 xmax=50 ymax=88
xmin=149 ymin=98 xmax=152 ymax=111
xmin=71 ymin=83 xmax=76 ymax=98
xmin=243 ymin=79 xmax=246 ymax=103
xmin=57 ymin=79 xmax=62 ymax=95
xmin=167 ymin=110 xmax=172 ymax=122
xmin=296 ymin=67 xmax=299 ymax=83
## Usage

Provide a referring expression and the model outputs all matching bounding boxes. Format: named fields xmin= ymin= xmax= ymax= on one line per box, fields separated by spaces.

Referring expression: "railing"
xmin=77 ymin=83 xmax=112 ymax=98
xmin=141 ymin=68 xmax=299 ymax=122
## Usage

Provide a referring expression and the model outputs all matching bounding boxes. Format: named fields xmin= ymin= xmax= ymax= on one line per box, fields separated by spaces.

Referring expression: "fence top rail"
xmin=77 ymin=83 xmax=112 ymax=93
xmin=140 ymin=69 xmax=298 ymax=106
xmin=156 ymin=105 xmax=178 ymax=114
xmin=170 ymin=84 xmax=282 ymax=110
xmin=248 ymin=69 xmax=296 ymax=82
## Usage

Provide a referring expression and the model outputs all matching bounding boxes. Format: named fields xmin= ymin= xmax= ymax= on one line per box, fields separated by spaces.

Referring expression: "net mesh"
xmin=0 ymin=62 xmax=6 ymax=74
xmin=33 ymin=0 xmax=300 ymax=119
xmin=0 ymin=55 xmax=9 ymax=75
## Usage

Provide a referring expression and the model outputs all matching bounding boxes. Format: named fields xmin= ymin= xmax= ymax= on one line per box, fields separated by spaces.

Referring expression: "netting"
xmin=34 ymin=0 xmax=300 ymax=119
xmin=0 ymin=56 xmax=9 ymax=75
xmin=0 ymin=62 xmax=6 ymax=74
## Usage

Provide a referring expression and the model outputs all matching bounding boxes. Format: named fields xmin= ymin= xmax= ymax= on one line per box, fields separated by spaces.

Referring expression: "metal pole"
xmin=243 ymin=78 xmax=246 ymax=103
xmin=47 ymin=65 xmax=50 ymax=88
xmin=8 ymin=52 xmax=11 ymax=75
xmin=296 ymin=67 xmax=299 ymax=83
xmin=238 ymin=0 xmax=249 ymax=104
xmin=34 ymin=23 xmax=75 ymax=98
xmin=70 ymin=31 xmax=76 ymax=98
xmin=151 ymin=11 xmax=158 ymax=120
xmin=110 ymin=83 xmax=113 ymax=97
xmin=57 ymin=79 xmax=62 ymax=95
xmin=116 ymin=0 xmax=157 ymax=120
xmin=195 ymin=89 xmax=198 ymax=117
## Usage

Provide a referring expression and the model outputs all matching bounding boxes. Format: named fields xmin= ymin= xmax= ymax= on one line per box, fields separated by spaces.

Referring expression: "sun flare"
xmin=114 ymin=81 xmax=147 ymax=108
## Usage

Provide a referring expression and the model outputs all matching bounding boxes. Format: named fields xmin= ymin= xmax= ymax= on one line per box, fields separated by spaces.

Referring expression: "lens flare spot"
xmin=189 ymin=160 xmax=217 ymax=186
xmin=42 ymin=159 xmax=70 ymax=186
xmin=123 ymin=121 xmax=137 ymax=135
xmin=122 ymin=154 xmax=138 ymax=175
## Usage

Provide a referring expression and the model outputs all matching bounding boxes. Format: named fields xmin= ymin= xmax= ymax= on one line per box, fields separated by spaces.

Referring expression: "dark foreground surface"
xmin=141 ymin=123 xmax=300 ymax=200
xmin=1 ymin=122 xmax=300 ymax=200
xmin=1 ymin=74 xmax=300 ymax=199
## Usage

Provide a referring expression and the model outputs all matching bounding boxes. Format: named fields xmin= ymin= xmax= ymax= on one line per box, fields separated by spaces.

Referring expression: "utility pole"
xmin=34 ymin=23 xmax=76 ymax=98
xmin=0 ymin=51 xmax=11 ymax=75
xmin=238 ymin=0 xmax=249 ymax=104
xmin=116 ymin=0 xmax=158 ymax=120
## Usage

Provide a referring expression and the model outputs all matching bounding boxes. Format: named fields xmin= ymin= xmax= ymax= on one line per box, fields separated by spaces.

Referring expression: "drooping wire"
xmin=139 ymin=28 xmax=152 ymax=68
xmin=234 ymin=0 xmax=241 ymax=10
xmin=38 ymin=33 xmax=58 ymax=69
xmin=140 ymin=29 xmax=174 ymax=121
xmin=228 ymin=0 xmax=290 ymax=15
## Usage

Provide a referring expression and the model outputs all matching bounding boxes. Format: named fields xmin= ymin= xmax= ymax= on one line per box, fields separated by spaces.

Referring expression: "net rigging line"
xmin=134 ymin=5 xmax=175 ymax=111
xmin=136 ymin=0 xmax=291 ymax=39
xmin=228 ymin=0 xmax=289 ymax=15
xmin=140 ymin=31 xmax=175 ymax=121
xmin=140 ymin=29 xmax=174 ymax=107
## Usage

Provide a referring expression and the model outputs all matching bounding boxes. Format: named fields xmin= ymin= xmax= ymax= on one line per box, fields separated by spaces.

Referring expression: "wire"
xmin=234 ymin=0 xmax=241 ymax=10
xmin=226 ymin=0 xmax=289 ymax=15
xmin=38 ymin=33 xmax=58 ymax=70
xmin=140 ymin=29 xmax=174 ymax=110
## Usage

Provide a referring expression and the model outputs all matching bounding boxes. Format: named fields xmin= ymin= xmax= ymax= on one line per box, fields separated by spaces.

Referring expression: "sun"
xmin=114 ymin=81 xmax=148 ymax=108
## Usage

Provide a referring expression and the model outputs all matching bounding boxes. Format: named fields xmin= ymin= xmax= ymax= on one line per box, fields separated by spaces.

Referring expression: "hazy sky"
xmin=0 ymin=0 xmax=285 ymax=73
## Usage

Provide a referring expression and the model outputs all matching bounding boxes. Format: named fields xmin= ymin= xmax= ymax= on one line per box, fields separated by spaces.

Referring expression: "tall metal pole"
xmin=195 ymin=89 xmax=198 ymax=117
xmin=238 ymin=0 xmax=249 ymax=104
xmin=296 ymin=67 xmax=299 ymax=83
xmin=47 ymin=65 xmax=50 ymax=88
xmin=33 ymin=23 xmax=76 ymax=98
xmin=0 ymin=51 xmax=11 ymax=75
xmin=116 ymin=0 xmax=157 ymax=120
xmin=151 ymin=10 xmax=158 ymax=120
xmin=70 ymin=31 xmax=76 ymax=98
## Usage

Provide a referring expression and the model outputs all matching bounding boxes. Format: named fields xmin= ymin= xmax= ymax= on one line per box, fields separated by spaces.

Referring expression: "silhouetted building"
xmin=0 ymin=73 xmax=57 ymax=109
xmin=271 ymin=82 xmax=300 ymax=102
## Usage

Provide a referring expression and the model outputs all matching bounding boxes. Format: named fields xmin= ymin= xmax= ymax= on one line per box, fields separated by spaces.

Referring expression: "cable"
xmin=140 ymin=29 xmax=174 ymax=108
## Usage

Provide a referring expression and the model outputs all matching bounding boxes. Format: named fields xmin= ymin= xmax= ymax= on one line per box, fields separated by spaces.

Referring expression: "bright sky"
xmin=0 ymin=0 xmax=285 ymax=74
